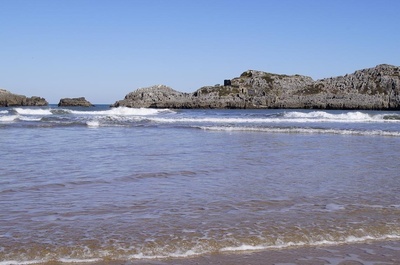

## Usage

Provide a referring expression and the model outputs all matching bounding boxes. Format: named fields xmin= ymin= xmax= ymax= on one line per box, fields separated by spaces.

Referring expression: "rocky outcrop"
xmin=0 ymin=89 xmax=48 ymax=107
xmin=58 ymin=97 xmax=94 ymax=107
xmin=112 ymin=64 xmax=400 ymax=110
xmin=112 ymin=85 xmax=191 ymax=108
xmin=310 ymin=64 xmax=400 ymax=109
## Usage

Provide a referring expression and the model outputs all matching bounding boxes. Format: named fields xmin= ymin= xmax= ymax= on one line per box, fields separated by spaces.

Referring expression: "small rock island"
xmin=58 ymin=97 xmax=94 ymax=107
xmin=0 ymin=89 xmax=48 ymax=107
xmin=112 ymin=64 xmax=400 ymax=110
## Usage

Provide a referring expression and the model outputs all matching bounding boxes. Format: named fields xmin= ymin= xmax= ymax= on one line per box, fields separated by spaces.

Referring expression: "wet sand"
xmin=52 ymin=240 xmax=400 ymax=265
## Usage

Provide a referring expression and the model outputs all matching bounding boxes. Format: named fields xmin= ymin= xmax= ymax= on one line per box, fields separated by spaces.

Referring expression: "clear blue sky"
xmin=1 ymin=0 xmax=399 ymax=104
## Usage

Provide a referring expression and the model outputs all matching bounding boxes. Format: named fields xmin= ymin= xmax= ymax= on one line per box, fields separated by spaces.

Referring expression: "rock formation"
xmin=112 ymin=64 xmax=400 ymax=110
xmin=112 ymin=85 xmax=191 ymax=108
xmin=0 ymin=89 xmax=48 ymax=107
xmin=58 ymin=97 xmax=94 ymax=107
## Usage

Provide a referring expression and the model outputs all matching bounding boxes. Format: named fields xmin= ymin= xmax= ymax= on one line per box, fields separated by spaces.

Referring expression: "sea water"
xmin=0 ymin=105 xmax=399 ymax=264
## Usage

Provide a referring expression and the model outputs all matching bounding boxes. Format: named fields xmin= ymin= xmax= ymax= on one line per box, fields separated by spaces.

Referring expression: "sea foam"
xmin=199 ymin=126 xmax=400 ymax=137
xmin=284 ymin=111 xmax=400 ymax=123
xmin=86 ymin=120 xmax=100 ymax=127
xmin=13 ymin=108 xmax=52 ymax=115
xmin=220 ymin=234 xmax=400 ymax=253
xmin=70 ymin=107 xmax=171 ymax=116
xmin=145 ymin=111 xmax=400 ymax=125
xmin=0 ymin=115 xmax=18 ymax=122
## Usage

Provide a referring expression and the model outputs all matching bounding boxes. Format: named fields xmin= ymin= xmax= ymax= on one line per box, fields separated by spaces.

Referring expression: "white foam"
xmin=129 ymin=249 xmax=201 ymax=260
xmin=86 ymin=120 xmax=100 ymax=127
xmin=13 ymin=108 xmax=52 ymax=115
xmin=0 ymin=110 xmax=8 ymax=114
xmin=284 ymin=111 xmax=400 ymax=123
xmin=18 ymin=116 xmax=42 ymax=121
xmin=0 ymin=115 xmax=18 ymax=122
xmin=220 ymin=234 xmax=400 ymax=253
xmin=325 ymin=203 xmax=345 ymax=211
xmin=70 ymin=107 xmax=171 ymax=116
xmin=220 ymin=244 xmax=268 ymax=252
xmin=0 ymin=260 xmax=43 ymax=265
xmin=0 ymin=258 xmax=101 ymax=265
xmin=3 ymin=234 xmax=398 ymax=264
xmin=199 ymin=126 xmax=400 ymax=137
xmin=148 ymin=117 xmax=272 ymax=123
xmin=58 ymin=258 xmax=102 ymax=263
xmin=285 ymin=111 xmax=370 ymax=120
xmin=144 ymin=111 xmax=400 ymax=125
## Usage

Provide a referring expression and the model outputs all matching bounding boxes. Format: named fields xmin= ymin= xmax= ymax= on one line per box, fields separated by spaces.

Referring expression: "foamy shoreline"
xmin=20 ymin=240 xmax=400 ymax=265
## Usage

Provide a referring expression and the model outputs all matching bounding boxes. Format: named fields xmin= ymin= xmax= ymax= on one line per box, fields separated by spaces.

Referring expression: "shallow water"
xmin=1 ymin=106 xmax=400 ymax=264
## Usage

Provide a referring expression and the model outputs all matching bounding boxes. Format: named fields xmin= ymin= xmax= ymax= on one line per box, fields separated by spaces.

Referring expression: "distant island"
xmin=58 ymin=97 xmax=94 ymax=107
xmin=2 ymin=64 xmax=400 ymax=109
xmin=112 ymin=64 xmax=400 ymax=110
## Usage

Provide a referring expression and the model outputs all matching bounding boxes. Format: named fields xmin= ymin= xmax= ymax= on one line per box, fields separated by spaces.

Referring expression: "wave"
xmin=144 ymin=111 xmax=400 ymax=125
xmin=1 ymin=231 xmax=398 ymax=264
xmin=198 ymin=126 xmax=400 ymax=137
xmin=69 ymin=107 xmax=173 ymax=116
xmin=147 ymin=117 xmax=270 ymax=123
xmin=86 ymin=120 xmax=100 ymax=127
xmin=11 ymin=107 xmax=173 ymax=116
xmin=0 ymin=107 xmax=173 ymax=127
xmin=283 ymin=111 xmax=400 ymax=122
xmin=17 ymin=116 xmax=42 ymax=122
xmin=220 ymin=234 xmax=400 ymax=253
xmin=3 ymin=110 xmax=400 ymax=131
xmin=0 ymin=261 xmax=45 ymax=265
xmin=0 ymin=259 xmax=101 ymax=265
xmin=5 ymin=109 xmax=400 ymax=124
xmin=0 ymin=115 xmax=18 ymax=122
xmin=7 ymin=109 xmax=400 ymax=123
xmin=12 ymin=108 xmax=53 ymax=115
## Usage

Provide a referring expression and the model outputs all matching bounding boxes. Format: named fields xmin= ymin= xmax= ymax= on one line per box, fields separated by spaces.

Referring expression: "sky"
xmin=1 ymin=0 xmax=400 ymax=104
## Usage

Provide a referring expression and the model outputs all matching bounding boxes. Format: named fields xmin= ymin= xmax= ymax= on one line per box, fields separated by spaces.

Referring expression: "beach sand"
xmin=52 ymin=240 xmax=400 ymax=265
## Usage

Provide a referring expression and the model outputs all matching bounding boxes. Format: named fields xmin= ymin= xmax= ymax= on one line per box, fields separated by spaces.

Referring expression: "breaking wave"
xmin=0 ymin=115 xmax=18 ymax=122
xmin=10 ymin=107 xmax=172 ymax=116
xmin=198 ymin=126 xmax=400 ymax=137
xmin=146 ymin=111 xmax=400 ymax=124
xmin=86 ymin=120 xmax=100 ymax=127
xmin=67 ymin=107 xmax=172 ymax=116
xmin=2 ymin=109 xmax=400 ymax=135
xmin=12 ymin=108 xmax=53 ymax=115
xmin=220 ymin=234 xmax=400 ymax=252
xmin=283 ymin=111 xmax=400 ymax=122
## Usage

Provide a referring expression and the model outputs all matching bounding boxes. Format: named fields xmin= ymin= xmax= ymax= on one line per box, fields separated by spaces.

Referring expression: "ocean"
xmin=1 ymin=105 xmax=400 ymax=264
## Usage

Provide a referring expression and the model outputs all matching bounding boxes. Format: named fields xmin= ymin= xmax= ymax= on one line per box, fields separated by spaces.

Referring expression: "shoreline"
xmin=35 ymin=240 xmax=400 ymax=265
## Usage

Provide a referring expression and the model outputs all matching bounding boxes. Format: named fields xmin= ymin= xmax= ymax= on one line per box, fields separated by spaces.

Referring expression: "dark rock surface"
xmin=58 ymin=97 xmax=94 ymax=107
xmin=112 ymin=64 xmax=400 ymax=110
xmin=0 ymin=89 xmax=48 ymax=107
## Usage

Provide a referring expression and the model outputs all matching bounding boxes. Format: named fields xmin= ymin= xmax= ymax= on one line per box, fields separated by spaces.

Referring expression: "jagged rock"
xmin=111 ymin=64 xmax=400 ymax=110
xmin=58 ymin=97 xmax=94 ymax=107
xmin=313 ymin=64 xmax=400 ymax=109
xmin=112 ymin=85 xmax=191 ymax=108
xmin=0 ymin=89 xmax=48 ymax=107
